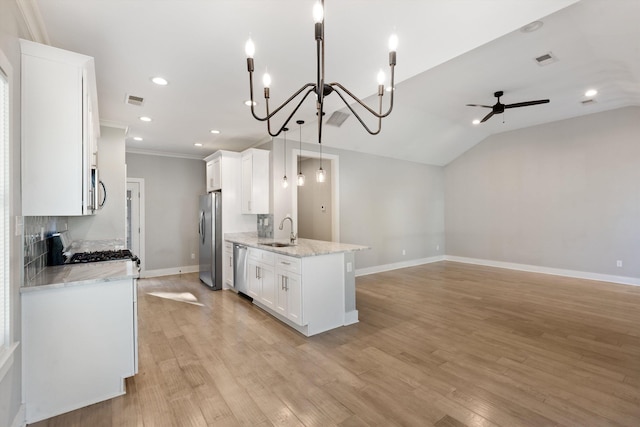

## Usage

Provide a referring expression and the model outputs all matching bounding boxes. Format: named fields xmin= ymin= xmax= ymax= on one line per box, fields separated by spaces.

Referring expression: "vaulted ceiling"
xmin=31 ymin=0 xmax=640 ymax=165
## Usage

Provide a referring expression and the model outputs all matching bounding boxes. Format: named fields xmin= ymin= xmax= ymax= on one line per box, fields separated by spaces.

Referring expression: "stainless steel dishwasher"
xmin=233 ymin=244 xmax=249 ymax=297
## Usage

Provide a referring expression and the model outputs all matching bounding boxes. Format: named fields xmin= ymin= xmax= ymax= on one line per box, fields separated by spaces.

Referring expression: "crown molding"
xmin=16 ymin=0 xmax=50 ymax=45
xmin=126 ymin=148 xmax=206 ymax=161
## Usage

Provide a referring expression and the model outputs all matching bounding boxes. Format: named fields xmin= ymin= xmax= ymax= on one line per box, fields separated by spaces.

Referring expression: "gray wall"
xmin=445 ymin=106 xmax=640 ymax=278
xmin=269 ymin=137 xmax=446 ymax=270
xmin=0 ymin=1 xmax=25 ymax=425
xmin=125 ymin=153 xmax=205 ymax=272
xmin=337 ymin=148 xmax=445 ymax=269
xmin=298 ymin=158 xmax=332 ymax=241
xmin=68 ymin=125 xmax=126 ymax=240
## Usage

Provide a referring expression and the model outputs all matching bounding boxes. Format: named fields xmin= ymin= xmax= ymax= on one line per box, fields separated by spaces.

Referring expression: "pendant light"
xmin=316 ymin=141 xmax=326 ymax=183
xmin=296 ymin=120 xmax=305 ymax=186
xmin=281 ymin=127 xmax=289 ymax=188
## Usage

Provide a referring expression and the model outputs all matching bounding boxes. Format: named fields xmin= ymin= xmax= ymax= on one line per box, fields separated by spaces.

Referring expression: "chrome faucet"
xmin=279 ymin=216 xmax=297 ymax=244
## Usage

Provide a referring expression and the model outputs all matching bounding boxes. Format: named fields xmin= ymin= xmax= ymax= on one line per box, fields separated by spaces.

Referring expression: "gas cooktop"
xmin=68 ymin=249 xmax=136 ymax=264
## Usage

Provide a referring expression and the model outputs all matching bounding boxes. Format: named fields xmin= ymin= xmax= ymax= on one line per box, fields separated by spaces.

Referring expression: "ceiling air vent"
xmin=581 ymin=98 xmax=597 ymax=106
xmin=326 ymin=111 xmax=350 ymax=127
xmin=125 ymin=94 xmax=145 ymax=106
xmin=534 ymin=52 xmax=557 ymax=66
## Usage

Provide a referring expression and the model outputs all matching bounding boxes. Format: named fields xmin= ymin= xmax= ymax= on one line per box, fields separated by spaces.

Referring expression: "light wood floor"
xmin=30 ymin=261 xmax=640 ymax=426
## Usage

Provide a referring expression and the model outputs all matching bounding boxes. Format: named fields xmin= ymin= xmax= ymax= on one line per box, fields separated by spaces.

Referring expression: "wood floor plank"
xmin=28 ymin=263 xmax=640 ymax=426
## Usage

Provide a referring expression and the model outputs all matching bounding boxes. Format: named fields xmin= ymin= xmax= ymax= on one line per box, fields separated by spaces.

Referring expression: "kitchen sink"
xmin=260 ymin=242 xmax=292 ymax=248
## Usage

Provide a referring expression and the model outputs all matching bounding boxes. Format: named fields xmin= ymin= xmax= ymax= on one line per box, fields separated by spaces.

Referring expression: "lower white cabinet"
xmin=22 ymin=278 xmax=137 ymax=424
xmin=223 ymin=242 xmax=234 ymax=289
xmin=247 ymin=248 xmax=275 ymax=308
xmin=275 ymin=255 xmax=303 ymax=325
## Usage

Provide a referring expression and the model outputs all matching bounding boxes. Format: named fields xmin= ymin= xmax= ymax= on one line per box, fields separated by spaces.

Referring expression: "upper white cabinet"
xmin=241 ymin=148 xmax=270 ymax=214
xmin=20 ymin=39 xmax=100 ymax=216
xmin=206 ymin=156 xmax=221 ymax=192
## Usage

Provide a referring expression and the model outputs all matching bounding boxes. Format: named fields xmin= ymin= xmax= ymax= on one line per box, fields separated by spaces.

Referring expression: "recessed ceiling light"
xmin=151 ymin=76 xmax=168 ymax=86
xmin=520 ymin=21 xmax=544 ymax=33
xmin=585 ymin=89 xmax=598 ymax=97
xmin=139 ymin=116 xmax=152 ymax=122
xmin=210 ymin=129 xmax=220 ymax=134
xmin=133 ymin=137 xmax=143 ymax=141
xmin=244 ymin=100 xmax=257 ymax=107
xmin=472 ymin=119 xmax=481 ymax=125
xmin=194 ymin=143 xmax=203 ymax=147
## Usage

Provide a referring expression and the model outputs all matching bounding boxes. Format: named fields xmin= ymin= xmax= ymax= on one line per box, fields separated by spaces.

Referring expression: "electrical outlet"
xmin=436 ymin=244 xmax=440 ymax=251
xmin=402 ymin=249 xmax=406 ymax=256
xmin=616 ymin=260 xmax=622 ymax=267
xmin=191 ymin=253 xmax=195 ymax=260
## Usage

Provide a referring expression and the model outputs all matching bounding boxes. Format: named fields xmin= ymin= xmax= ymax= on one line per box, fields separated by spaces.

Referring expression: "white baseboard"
xmin=140 ymin=265 xmax=199 ymax=278
xmin=11 ymin=404 xmax=26 ymax=427
xmin=344 ymin=310 xmax=359 ymax=326
xmin=444 ymin=255 xmax=640 ymax=287
xmin=355 ymin=256 xmax=444 ymax=277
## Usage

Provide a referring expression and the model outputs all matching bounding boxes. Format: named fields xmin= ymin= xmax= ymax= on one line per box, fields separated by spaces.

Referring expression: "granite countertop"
xmin=21 ymin=260 xmax=139 ymax=293
xmin=225 ymin=232 xmax=370 ymax=258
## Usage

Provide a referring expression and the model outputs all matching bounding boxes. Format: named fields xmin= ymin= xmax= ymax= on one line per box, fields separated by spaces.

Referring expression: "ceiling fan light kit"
xmin=467 ymin=90 xmax=550 ymax=123
xmin=244 ymin=0 xmax=397 ymax=168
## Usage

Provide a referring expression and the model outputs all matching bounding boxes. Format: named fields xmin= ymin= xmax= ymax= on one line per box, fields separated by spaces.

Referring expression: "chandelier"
xmin=244 ymin=0 xmax=397 ymax=148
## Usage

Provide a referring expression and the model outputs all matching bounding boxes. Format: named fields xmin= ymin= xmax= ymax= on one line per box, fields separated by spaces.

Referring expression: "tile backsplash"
xmin=23 ymin=216 xmax=67 ymax=283
xmin=257 ymin=214 xmax=273 ymax=238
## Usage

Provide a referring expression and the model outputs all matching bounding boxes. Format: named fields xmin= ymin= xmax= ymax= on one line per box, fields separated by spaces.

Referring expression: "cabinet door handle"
xmin=284 ymin=276 xmax=288 ymax=291
xmin=281 ymin=261 xmax=291 ymax=265
xmin=281 ymin=275 xmax=285 ymax=290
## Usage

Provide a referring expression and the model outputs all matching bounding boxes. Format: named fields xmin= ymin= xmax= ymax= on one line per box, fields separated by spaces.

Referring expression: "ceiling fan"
xmin=467 ymin=90 xmax=550 ymax=123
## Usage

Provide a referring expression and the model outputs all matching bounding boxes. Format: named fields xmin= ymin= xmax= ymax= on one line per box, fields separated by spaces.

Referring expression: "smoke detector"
xmin=125 ymin=94 xmax=145 ymax=106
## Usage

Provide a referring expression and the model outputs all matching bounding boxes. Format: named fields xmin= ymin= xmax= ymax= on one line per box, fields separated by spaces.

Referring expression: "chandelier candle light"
xmin=245 ymin=0 xmax=397 ymax=181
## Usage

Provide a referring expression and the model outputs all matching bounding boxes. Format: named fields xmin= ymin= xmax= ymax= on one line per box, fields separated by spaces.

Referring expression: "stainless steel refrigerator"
xmin=198 ymin=191 xmax=222 ymax=290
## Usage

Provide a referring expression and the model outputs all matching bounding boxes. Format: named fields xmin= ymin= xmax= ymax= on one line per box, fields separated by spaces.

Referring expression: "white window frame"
xmin=0 ymin=46 xmax=18 ymax=382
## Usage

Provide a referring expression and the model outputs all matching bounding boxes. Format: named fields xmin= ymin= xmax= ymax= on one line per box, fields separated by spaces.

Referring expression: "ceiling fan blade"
xmin=505 ymin=99 xmax=550 ymax=109
xmin=466 ymin=104 xmax=493 ymax=108
xmin=480 ymin=111 xmax=495 ymax=123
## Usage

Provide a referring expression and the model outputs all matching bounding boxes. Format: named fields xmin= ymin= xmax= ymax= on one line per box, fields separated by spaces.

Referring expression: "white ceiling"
xmin=32 ymin=0 xmax=640 ymax=165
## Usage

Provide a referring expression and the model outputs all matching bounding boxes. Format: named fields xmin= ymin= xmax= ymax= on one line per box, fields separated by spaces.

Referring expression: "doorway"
xmin=291 ymin=149 xmax=339 ymax=242
xmin=126 ymin=179 xmax=145 ymax=272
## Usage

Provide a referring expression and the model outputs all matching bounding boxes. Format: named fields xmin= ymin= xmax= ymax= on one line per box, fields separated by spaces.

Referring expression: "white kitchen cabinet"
xmin=206 ymin=156 xmax=221 ymax=192
xmin=22 ymin=278 xmax=137 ymax=423
xmin=223 ymin=241 xmax=234 ymax=288
xmin=241 ymin=148 xmax=270 ymax=214
xmin=20 ymin=39 xmax=100 ymax=216
xmin=275 ymin=255 xmax=303 ymax=325
xmin=247 ymin=248 xmax=275 ymax=308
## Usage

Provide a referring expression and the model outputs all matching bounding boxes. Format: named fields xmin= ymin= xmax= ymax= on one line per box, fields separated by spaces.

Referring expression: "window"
xmin=0 ymin=50 xmax=11 ymax=353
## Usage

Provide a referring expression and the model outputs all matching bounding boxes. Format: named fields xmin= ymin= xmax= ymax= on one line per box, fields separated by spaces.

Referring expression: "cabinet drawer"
xmin=276 ymin=255 xmax=301 ymax=274
xmin=248 ymin=247 xmax=275 ymax=265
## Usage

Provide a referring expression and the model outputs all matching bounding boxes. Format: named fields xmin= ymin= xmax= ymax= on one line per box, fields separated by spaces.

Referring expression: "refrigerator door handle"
xmin=199 ymin=211 xmax=205 ymax=244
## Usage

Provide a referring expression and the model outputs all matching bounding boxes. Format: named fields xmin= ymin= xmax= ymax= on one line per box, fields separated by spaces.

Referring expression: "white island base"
xmin=252 ymin=252 xmax=357 ymax=337
xmin=226 ymin=233 xmax=367 ymax=337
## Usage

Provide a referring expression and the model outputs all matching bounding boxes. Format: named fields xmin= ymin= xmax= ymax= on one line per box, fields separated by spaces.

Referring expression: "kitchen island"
xmin=21 ymin=260 xmax=139 ymax=424
xmin=225 ymin=232 xmax=369 ymax=337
